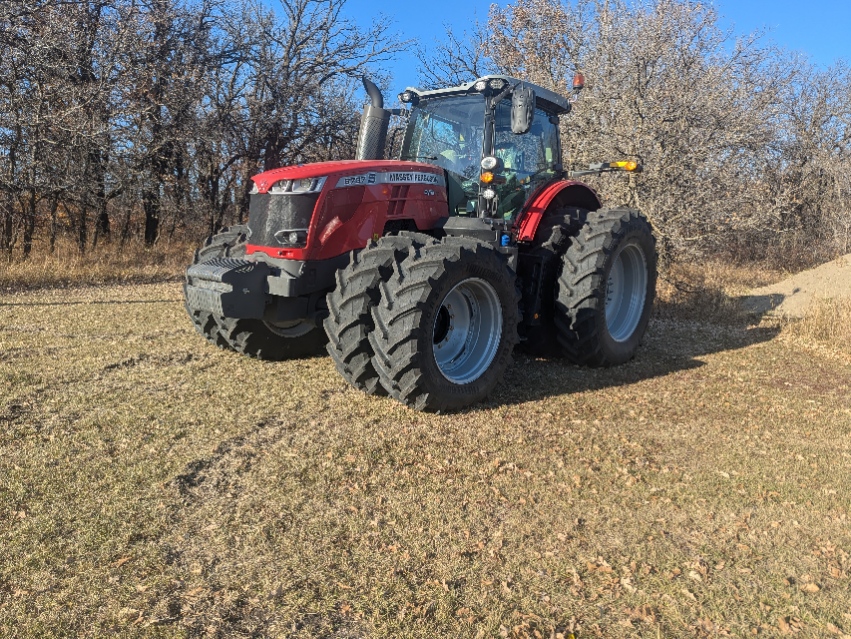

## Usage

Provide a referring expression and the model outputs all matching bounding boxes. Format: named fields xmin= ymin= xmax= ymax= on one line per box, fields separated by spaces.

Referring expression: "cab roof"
xmin=405 ymin=75 xmax=572 ymax=115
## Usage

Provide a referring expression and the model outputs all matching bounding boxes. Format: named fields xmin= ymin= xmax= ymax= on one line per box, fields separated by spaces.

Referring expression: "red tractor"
xmin=184 ymin=74 xmax=657 ymax=412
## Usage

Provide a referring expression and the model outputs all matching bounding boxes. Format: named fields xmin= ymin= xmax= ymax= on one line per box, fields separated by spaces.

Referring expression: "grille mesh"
xmin=248 ymin=193 xmax=319 ymax=247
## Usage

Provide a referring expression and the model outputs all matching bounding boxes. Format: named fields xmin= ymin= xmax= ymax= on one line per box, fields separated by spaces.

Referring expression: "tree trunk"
xmin=49 ymin=196 xmax=59 ymax=253
xmin=0 ymin=198 xmax=14 ymax=258
xmin=119 ymin=201 xmax=133 ymax=248
xmin=144 ymin=192 xmax=160 ymax=245
xmin=22 ymin=188 xmax=37 ymax=259
xmin=78 ymin=202 xmax=88 ymax=255
xmin=238 ymin=171 xmax=253 ymax=225
xmin=92 ymin=149 xmax=110 ymax=247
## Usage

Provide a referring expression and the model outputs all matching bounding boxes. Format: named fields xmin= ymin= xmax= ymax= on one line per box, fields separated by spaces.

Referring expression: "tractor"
xmin=184 ymin=73 xmax=657 ymax=412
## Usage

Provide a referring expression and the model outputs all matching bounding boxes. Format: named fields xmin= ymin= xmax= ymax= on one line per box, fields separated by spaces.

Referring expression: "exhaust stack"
xmin=355 ymin=77 xmax=391 ymax=160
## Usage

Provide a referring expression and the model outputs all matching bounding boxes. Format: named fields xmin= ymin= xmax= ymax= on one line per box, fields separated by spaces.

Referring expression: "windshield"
xmin=400 ymin=95 xmax=485 ymax=215
xmin=398 ymin=93 xmax=562 ymax=220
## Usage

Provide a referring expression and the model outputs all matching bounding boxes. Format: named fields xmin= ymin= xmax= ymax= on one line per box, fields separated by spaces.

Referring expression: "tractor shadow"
xmin=492 ymin=289 xmax=784 ymax=407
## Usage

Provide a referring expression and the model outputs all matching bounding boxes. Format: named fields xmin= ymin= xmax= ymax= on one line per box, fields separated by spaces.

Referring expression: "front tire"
xmin=554 ymin=208 xmax=657 ymax=366
xmin=369 ymin=238 xmax=520 ymax=412
xmin=184 ymin=226 xmax=248 ymax=348
xmin=216 ymin=316 xmax=327 ymax=361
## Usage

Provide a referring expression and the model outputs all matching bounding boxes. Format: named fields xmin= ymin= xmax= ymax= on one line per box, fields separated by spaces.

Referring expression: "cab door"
xmin=492 ymin=102 xmax=561 ymax=221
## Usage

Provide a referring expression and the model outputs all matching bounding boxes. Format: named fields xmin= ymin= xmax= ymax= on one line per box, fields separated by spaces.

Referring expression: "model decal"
xmin=335 ymin=171 xmax=445 ymax=188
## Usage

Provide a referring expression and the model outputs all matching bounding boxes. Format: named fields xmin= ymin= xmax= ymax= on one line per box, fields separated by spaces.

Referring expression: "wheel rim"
xmin=432 ymin=277 xmax=503 ymax=384
xmin=605 ymin=242 xmax=648 ymax=342
xmin=263 ymin=320 xmax=315 ymax=338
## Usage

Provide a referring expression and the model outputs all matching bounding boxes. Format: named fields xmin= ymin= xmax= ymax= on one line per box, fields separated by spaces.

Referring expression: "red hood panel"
xmin=252 ymin=160 xmax=442 ymax=193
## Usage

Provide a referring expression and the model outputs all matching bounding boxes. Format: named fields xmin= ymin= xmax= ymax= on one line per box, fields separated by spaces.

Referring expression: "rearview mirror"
xmin=511 ymin=85 xmax=535 ymax=134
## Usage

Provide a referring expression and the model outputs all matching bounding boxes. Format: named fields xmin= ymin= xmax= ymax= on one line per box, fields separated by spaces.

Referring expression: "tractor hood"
xmin=251 ymin=160 xmax=445 ymax=194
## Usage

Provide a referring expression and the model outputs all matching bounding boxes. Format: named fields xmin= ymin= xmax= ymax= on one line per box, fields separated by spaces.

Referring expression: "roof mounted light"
xmin=474 ymin=80 xmax=488 ymax=92
xmin=398 ymin=90 xmax=419 ymax=105
xmin=488 ymin=78 xmax=506 ymax=90
xmin=573 ymin=72 xmax=585 ymax=91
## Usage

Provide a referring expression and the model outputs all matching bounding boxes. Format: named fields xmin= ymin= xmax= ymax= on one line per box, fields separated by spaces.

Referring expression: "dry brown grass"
xmin=655 ymin=260 xmax=786 ymax=325
xmin=782 ymin=298 xmax=851 ymax=357
xmin=2 ymin=265 xmax=850 ymax=638
xmin=0 ymin=236 xmax=194 ymax=292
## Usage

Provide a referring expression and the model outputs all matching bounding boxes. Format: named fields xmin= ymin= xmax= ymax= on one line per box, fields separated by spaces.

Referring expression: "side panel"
xmin=309 ymin=181 xmax=447 ymax=260
xmin=515 ymin=180 xmax=602 ymax=243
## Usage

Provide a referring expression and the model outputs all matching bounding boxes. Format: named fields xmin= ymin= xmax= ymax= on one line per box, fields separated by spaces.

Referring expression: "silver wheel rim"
xmin=263 ymin=320 xmax=314 ymax=338
xmin=432 ymin=277 xmax=503 ymax=384
xmin=605 ymin=242 xmax=648 ymax=342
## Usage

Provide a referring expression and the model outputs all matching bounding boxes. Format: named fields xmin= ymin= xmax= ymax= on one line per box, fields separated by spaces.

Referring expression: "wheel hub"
xmin=432 ymin=278 xmax=503 ymax=384
xmin=605 ymin=242 xmax=648 ymax=342
xmin=263 ymin=319 xmax=315 ymax=338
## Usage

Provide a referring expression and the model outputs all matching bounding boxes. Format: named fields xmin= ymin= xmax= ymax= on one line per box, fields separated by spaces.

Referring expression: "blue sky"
xmin=332 ymin=0 xmax=851 ymax=95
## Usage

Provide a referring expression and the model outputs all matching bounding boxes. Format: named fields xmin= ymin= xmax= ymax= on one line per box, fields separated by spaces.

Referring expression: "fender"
xmin=515 ymin=180 xmax=602 ymax=243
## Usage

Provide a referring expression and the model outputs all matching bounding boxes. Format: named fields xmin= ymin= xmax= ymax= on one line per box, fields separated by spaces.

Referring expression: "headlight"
xmin=290 ymin=178 xmax=313 ymax=193
xmin=481 ymin=156 xmax=499 ymax=170
xmin=274 ymin=229 xmax=308 ymax=247
xmin=268 ymin=176 xmax=327 ymax=194
xmin=269 ymin=180 xmax=290 ymax=194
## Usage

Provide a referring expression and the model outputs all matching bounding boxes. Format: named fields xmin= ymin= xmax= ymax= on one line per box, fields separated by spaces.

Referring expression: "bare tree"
xmin=416 ymin=24 xmax=495 ymax=89
xmin=417 ymin=0 xmax=851 ymax=264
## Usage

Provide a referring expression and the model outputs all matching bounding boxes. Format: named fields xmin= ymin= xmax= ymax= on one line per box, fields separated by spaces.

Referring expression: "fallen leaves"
xmin=625 ymin=604 xmax=656 ymax=624
xmin=778 ymin=616 xmax=804 ymax=634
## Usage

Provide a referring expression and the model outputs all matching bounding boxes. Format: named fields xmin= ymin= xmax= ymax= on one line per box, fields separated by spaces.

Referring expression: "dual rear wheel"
xmin=322 ymin=209 xmax=655 ymax=411
xmin=554 ymin=208 xmax=657 ymax=366
xmin=325 ymin=236 xmax=520 ymax=412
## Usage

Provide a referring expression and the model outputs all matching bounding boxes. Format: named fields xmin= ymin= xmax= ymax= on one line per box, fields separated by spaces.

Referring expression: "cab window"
xmin=493 ymin=102 xmax=560 ymax=220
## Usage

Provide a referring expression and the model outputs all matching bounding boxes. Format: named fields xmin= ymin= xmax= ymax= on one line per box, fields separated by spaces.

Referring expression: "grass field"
xmin=1 ymin=271 xmax=850 ymax=638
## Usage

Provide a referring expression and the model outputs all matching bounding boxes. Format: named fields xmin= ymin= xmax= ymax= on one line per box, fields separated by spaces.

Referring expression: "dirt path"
xmin=744 ymin=253 xmax=851 ymax=317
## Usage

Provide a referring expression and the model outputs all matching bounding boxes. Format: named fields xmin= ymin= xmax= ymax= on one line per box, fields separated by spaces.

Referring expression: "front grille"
xmin=248 ymin=192 xmax=320 ymax=247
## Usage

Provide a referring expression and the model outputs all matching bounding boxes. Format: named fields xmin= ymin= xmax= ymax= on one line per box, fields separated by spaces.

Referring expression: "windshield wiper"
xmin=401 ymin=155 xmax=438 ymax=161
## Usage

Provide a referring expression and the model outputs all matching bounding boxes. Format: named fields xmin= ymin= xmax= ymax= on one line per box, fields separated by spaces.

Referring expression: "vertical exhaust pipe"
xmin=355 ymin=77 xmax=391 ymax=160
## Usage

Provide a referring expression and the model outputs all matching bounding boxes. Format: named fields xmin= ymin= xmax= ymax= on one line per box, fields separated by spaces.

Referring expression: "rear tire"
xmin=184 ymin=226 xmax=248 ymax=348
xmin=554 ymin=208 xmax=657 ymax=366
xmin=324 ymin=234 xmax=436 ymax=395
xmin=370 ymin=237 xmax=520 ymax=412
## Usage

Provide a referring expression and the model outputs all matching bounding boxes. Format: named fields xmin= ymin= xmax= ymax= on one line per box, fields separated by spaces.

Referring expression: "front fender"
xmin=515 ymin=180 xmax=601 ymax=242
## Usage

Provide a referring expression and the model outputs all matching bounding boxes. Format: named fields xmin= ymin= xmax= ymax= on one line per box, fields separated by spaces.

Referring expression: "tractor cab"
xmin=396 ymin=76 xmax=571 ymax=223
